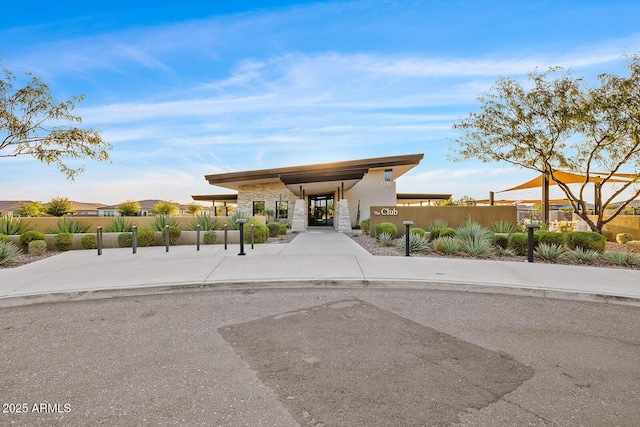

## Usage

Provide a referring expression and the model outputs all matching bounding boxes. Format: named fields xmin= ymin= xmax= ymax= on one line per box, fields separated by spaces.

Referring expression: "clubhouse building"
xmin=192 ymin=153 xmax=450 ymax=232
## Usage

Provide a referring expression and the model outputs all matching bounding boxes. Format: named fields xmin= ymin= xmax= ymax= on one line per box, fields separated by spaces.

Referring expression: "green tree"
xmin=450 ymin=56 xmax=640 ymax=233
xmin=150 ymin=200 xmax=179 ymax=216
xmin=116 ymin=200 xmax=140 ymax=216
xmin=0 ymin=62 xmax=111 ymax=180
xmin=45 ymin=196 xmax=74 ymax=217
xmin=15 ymin=201 xmax=45 ymax=217
xmin=185 ymin=202 xmax=203 ymax=216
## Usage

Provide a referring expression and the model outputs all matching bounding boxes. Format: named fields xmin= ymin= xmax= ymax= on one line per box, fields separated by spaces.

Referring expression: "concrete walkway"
xmin=1 ymin=229 xmax=639 ymax=307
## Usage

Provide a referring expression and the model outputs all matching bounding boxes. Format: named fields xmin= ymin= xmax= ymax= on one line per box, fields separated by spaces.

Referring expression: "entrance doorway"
xmin=308 ymin=195 xmax=334 ymax=226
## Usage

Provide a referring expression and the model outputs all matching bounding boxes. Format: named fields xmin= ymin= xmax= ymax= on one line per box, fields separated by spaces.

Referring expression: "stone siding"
xmin=237 ymin=182 xmax=298 ymax=222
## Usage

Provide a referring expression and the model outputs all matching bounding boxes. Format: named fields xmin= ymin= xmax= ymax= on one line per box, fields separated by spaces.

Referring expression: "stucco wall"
xmin=587 ymin=214 xmax=640 ymax=239
xmin=369 ymin=206 xmax=518 ymax=236
xmin=346 ymin=169 xmax=397 ymax=227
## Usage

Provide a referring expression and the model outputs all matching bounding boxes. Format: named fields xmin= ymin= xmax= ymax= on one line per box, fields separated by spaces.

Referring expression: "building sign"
xmin=372 ymin=208 xmax=399 ymax=216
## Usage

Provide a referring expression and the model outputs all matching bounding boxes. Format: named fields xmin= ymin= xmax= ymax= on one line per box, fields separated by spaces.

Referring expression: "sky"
xmin=2 ymin=0 xmax=640 ymax=206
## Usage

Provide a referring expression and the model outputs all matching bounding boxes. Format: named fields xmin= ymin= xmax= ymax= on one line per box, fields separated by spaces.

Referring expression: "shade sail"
xmin=498 ymin=171 xmax=635 ymax=193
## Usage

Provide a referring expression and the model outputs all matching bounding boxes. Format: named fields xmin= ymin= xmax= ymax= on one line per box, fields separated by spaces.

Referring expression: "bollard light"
xmin=165 ymin=225 xmax=170 ymax=252
xmin=132 ymin=225 xmax=138 ymax=254
xmin=196 ymin=224 xmax=201 ymax=251
xmin=224 ymin=224 xmax=228 ymax=250
xmin=237 ymin=219 xmax=247 ymax=256
xmin=97 ymin=226 xmax=103 ymax=256
xmin=403 ymin=221 xmax=414 ymax=257
xmin=251 ymin=223 xmax=255 ymax=250
xmin=526 ymin=223 xmax=540 ymax=262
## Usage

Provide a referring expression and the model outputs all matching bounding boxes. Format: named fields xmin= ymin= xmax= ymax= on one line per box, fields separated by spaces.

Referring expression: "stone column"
xmin=336 ymin=199 xmax=352 ymax=233
xmin=291 ymin=198 xmax=307 ymax=232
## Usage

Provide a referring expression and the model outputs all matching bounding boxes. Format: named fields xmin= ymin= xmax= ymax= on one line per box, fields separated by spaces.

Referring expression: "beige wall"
xmin=369 ymin=206 xmax=517 ymax=236
xmin=587 ymin=215 xmax=640 ymax=239
xmin=346 ymin=169 xmax=396 ymax=226
xmin=237 ymin=182 xmax=298 ymax=222
xmin=10 ymin=216 xmax=265 ymax=234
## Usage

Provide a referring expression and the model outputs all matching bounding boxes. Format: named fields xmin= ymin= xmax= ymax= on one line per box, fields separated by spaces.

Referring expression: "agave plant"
xmin=431 ymin=236 xmax=462 ymax=255
xmin=189 ymin=212 xmax=223 ymax=231
xmin=456 ymin=219 xmax=492 ymax=243
xmin=602 ymin=250 xmax=640 ymax=267
xmin=376 ymin=232 xmax=395 ymax=246
xmin=491 ymin=220 xmax=517 ymax=234
xmin=563 ymin=247 xmax=601 ymax=264
xmin=460 ymin=235 xmax=495 ymax=257
xmin=0 ymin=241 xmax=23 ymax=265
xmin=534 ymin=243 xmax=565 ymax=262
xmin=398 ymin=233 xmax=431 ymax=253
xmin=151 ymin=214 xmax=180 ymax=231
xmin=48 ymin=217 xmax=90 ymax=234
xmin=1 ymin=215 xmax=28 ymax=235
xmin=104 ymin=217 xmax=133 ymax=233
xmin=226 ymin=210 xmax=252 ymax=230
xmin=495 ymin=246 xmax=518 ymax=257
xmin=426 ymin=219 xmax=448 ymax=232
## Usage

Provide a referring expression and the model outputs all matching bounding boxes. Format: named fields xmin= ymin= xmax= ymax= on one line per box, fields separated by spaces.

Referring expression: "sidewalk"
xmin=1 ymin=230 xmax=639 ymax=307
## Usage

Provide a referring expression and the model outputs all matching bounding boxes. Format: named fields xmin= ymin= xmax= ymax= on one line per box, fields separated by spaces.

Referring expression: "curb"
xmin=2 ymin=279 xmax=640 ymax=309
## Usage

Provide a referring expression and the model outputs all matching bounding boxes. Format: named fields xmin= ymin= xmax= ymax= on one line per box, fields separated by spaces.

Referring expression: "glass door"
xmin=308 ymin=195 xmax=334 ymax=226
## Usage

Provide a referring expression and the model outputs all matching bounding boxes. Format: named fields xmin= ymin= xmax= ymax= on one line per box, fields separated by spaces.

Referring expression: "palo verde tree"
xmin=150 ymin=200 xmax=179 ymax=216
xmin=0 ymin=62 xmax=111 ymax=180
xmin=185 ymin=202 xmax=203 ymax=216
xmin=45 ymin=196 xmax=74 ymax=217
xmin=116 ymin=200 xmax=140 ymax=216
xmin=450 ymin=56 xmax=640 ymax=233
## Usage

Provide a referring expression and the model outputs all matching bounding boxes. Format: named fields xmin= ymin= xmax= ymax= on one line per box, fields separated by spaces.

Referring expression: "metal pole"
xmin=97 ymin=226 xmax=103 ymax=256
xmin=251 ymin=223 xmax=255 ymax=250
xmin=224 ymin=224 xmax=228 ymax=250
xmin=132 ymin=226 xmax=138 ymax=254
xmin=403 ymin=221 xmax=413 ymax=257
xmin=526 ymin=223 xmax=540 ymax=262
xmin=237 ymin=219 xmax=246 ymax=256
xmin=196 ymin=224 xmax=201 ymax=251
xmin=165 ymin=225 xmax=170 ymax=252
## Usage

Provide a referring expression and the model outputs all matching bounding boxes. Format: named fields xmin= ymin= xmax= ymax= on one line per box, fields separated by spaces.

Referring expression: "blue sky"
xmin=2 ymin=0 xmax=640 ymax=205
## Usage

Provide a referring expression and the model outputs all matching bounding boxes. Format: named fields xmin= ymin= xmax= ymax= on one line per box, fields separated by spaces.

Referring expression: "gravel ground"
xmin=349 ymin=233 xmax=640 ymax=270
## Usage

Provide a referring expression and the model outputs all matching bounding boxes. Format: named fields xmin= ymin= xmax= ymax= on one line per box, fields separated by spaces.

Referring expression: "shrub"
xmin=118 ymin=232 xmax=133 ymax=248
xmin=493 ymin=233 xmax=509 ymax=249
xmin=565 ymin=231 xmax=606 ymax=253
xmin=426 ymin=219 xmax=448 ymax=232
xmin=603 ymin=250 xmax=640 ymax=267
xmin=1 ymin=215 xmax=28 ymax=235
xmin=267 ymin=222 xmax=284 ymax=236
xmin=20 ymin=231 xmax=46 ymax=250
xmin=398 ymin=233 xmax=431 ymax=253
xmin=0 ymin=241 xmax=23 ymax=264
xmin=627 ymin=241 xmax=640 ymax=253
xmin=430 ymin=227 xmax=456 ymax=241
xmin=360 ymin=219 xmax=370 ymax=235
xmin=374 ymin=222 xmax=398 ymax=239
xmin=48 ymin=217 xmax=90 ymax=234
xmin=244 ymin=222 xmax=269 ymax=244
xmin=28 ymin=240 xmax=48 ymax=255
xmin=535 ymin=230 xmax=565 ymax=246
xmin=376 ymin=232 xmax=396 ymax=246
xmin=564 ymin=247 xmax=601 ymax=264
xmin=190 ymin=213 xmax=223 ymax=231
xmin=432 ymin=236 xmax=462 ymax=255
xmin=168 ymin=226 xmax=181 ymax=245
xmin=491 ymin=220 xmax=517 ymax=234
xmin=616 ymin=233 xmax=634 ymax=244
xmin=409 ymin=227 xmax=426 ymax=238
xmin=507 ymin=233 xmax=531 ymax=256
xmin=203 ymin=230 xmax=217 ymax=244
xmin=54 ymin=233 xmax=74 ymax=251
xmin=0 ymin=233 xmax=10 ymax=244
xmin=602 ymin=228 xmax=615 ymax=242
xmin=137 ymin=228 xmax=156 ymax=247
xmin=81 ymin=234 xmax=98 ymax=250
xmin=534 ymin=243 xmax=565 ymax=262
xmin=104 ymin=217 xmax=133 ymax=233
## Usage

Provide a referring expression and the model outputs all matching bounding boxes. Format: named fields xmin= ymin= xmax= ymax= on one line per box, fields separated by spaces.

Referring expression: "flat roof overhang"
xmin=280 ymin=168 xmax=368 ymax=196
xmin=192 ymin=194 xmax=238 ymax=204
xmin=204 ymin=153 xmax=424 ymax=191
